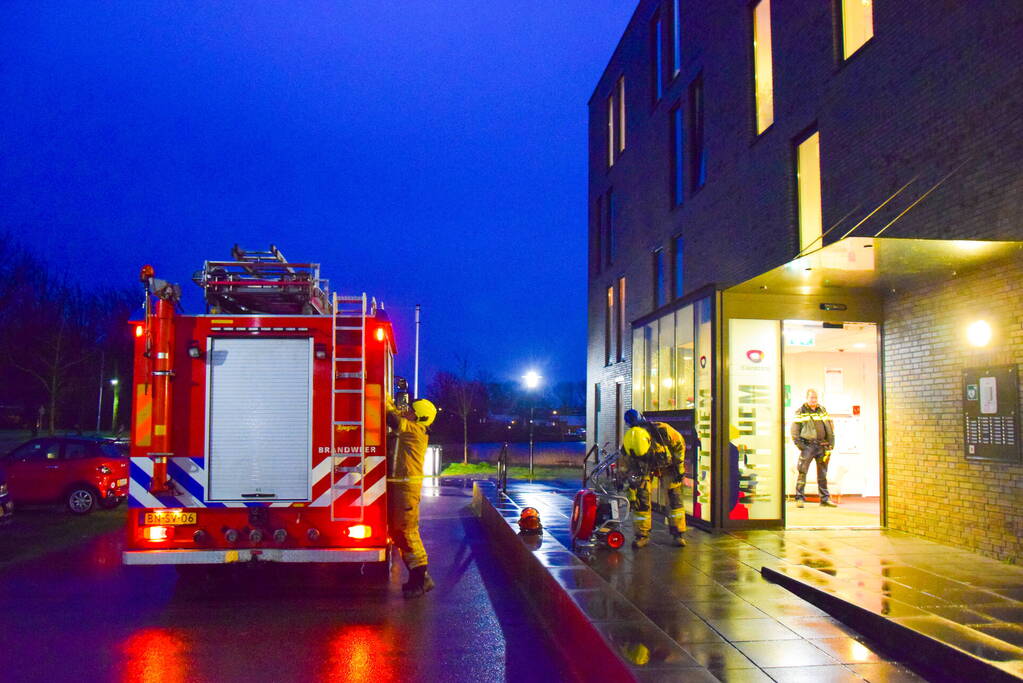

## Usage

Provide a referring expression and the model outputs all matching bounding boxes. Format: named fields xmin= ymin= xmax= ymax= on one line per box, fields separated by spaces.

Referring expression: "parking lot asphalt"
xmin=0 ymin=480 xmax=576 ymax=682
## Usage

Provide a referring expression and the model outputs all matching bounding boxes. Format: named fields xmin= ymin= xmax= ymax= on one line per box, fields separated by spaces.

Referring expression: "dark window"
xmin=99 ymin=443 xmax=126 ymax=459
xmin=653 ymin=249 xmax=666 ymax=308
xmin=651 ymin=15 xmax=664 ymax=102
xmin=671 ymin=104 xmax=684 ymax=205
xmin=594 ymin=383 xmax=601 ymax=444
xmin=605 ymin=285 xmax=614 ymax=366
xmin=593 ymin=195 xmax=603 ymax=275
xmin=614 ymin=382 xmax=623 ymax=448
xmin=672 ymin=235 xmax=685 ymax=299
xmin=9 ymin=439 xmax=59 ymax=462
xmin=689 ymin=73 xmax=707 ymax=191
xmin=606 ymin=190 xmax=617 ymax=266
xmin=64 ymin=441 xmax=93 ymax=460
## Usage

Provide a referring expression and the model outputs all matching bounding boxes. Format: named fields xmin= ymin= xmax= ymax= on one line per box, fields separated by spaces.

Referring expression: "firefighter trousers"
xmin=795 ymin=444 xmax=830 ymax=502
xmin=388 ymin=481 xmax=428 ymax=570
xmin=632 ymin=476 xmax=687 ymax=539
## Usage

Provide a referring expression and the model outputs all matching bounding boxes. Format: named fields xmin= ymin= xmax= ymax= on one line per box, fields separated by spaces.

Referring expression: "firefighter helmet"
xmin=518 ymin=507 xmax=543 ymax=534
xmin=624 ymin=409 xmax=643 ymax=427
xmin=412 ymin=399 xmax=438 ymax=427
xmin=623 ymin=426 xmax=652 ymax=457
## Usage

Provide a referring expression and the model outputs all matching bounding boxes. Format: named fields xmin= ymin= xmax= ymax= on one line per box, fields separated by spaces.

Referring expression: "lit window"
xmin=672 ymin=0 xmax=681 ymax=76
xmin=653 ymin=250 xmax=665 ymax=308
xmin=672 ymin=235 xmax=684 ymax=299
xmin=796 ymin=130 xmax=823 ymax=253
xmin=671 ymin=104 xmax=684 ymax=205
xmin=617 ymin=277 xmax=626 ymax=362
xmin=617 ymin=77 xmax=626 ymax=152
xmin=605 ymin=286 xmax=614 ymax=365
xmin=652 ymin=16 xmax=664 ymax=102
xmin=841 ymin=0 xmax=874 ymax=59
xmin=689 ymin=74 xmax=706 ymax=190
xmin=752 ymin=0 xmax=774 ymax=134
xmin=607 ymin=94 xmax=615 ymax=167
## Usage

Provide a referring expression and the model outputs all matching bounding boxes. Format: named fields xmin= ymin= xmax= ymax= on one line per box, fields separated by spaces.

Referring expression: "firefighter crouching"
xmin=621 ymin=410 xmax=687 ymax=549
xmin=386 ymin=396 xmax=438 ymax=598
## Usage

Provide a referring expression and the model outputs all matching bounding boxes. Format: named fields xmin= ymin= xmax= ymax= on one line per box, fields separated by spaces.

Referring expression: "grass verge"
xmin=440 ymin=462 xmax=580 ymax=481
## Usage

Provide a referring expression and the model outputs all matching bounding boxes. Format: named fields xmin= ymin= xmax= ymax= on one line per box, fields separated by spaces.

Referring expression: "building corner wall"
xmin=883 ymin=256 xmax=1023 ymax=564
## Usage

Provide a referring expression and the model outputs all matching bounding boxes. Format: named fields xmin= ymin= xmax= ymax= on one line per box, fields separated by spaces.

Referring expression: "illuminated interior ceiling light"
xmin=662 ymin=377 xmax=674 ymax=389
xmin=966 ymin=320 xmax=992 ymax=347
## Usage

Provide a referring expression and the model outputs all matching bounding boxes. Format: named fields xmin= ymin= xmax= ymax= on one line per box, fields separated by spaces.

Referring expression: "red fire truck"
xmin=123 ymin=245 xmax=396 ymax=569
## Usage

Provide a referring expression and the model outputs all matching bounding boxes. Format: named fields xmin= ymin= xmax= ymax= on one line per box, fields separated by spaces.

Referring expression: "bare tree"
xmin=427 ymin=357 xmax=488 ymax=463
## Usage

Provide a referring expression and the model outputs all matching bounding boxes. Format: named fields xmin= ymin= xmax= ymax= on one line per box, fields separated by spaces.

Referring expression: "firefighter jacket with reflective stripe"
xmin=387 ymin=404 xmax=429 ymax=482
xmin=625 ymin=421 xmax=685 ymax=476
xmin=791 ymin=404 xmax=835 ymax=448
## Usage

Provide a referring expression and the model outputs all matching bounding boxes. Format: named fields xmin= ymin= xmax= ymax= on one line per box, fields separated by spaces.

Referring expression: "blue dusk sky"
xmin=0 ymin=1 xmax=635 ymax=388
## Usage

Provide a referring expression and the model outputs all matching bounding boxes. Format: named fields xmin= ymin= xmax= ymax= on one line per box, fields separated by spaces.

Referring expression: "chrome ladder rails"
xmin=330 ymin=292 xmax=368 ymax=522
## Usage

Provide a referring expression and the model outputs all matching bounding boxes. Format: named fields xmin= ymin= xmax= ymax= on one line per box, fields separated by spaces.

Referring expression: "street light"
xmin=109 ymin=378 xmax=120 ymax=434
xmin=521 ymin=370 xmax=542 ymax=479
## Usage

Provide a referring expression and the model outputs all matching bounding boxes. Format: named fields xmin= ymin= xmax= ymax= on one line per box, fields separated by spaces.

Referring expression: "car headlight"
xmin=0 ymin=483 xmax=7 ymax=496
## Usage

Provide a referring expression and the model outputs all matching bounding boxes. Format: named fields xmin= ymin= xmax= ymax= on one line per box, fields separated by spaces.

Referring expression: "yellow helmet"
xmin=412 ymin=399 xmax=438 ymax=427
xmin=623 ymin=426 xmax=651 ymax=457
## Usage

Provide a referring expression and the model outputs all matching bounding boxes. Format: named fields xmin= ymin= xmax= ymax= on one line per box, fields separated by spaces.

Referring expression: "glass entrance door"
xmin=783 ymin=321 xmax=882 ymax=527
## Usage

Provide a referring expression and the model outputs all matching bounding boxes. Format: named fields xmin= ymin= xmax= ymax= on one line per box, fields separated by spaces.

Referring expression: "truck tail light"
xmin=135 ymin=325 xmax=144 ymax=338
xmin=346 ymin=524 xmax=372 ymax=540
xmin=375 ymin=328 xmax=385 ymax=342
xmin=143 ymin=526 xmax=170 ymax=542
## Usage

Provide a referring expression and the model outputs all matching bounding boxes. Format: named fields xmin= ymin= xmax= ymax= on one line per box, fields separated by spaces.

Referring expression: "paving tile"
xmin=705 ymin=668 xmax=774 ymax=683
xmin=809 ymin=637 xmax=888 ymax=664
xmin=633 ymin=667 xmax=720 ymax=682
xmin=681 ymin=642 xmax=759 ymax=670
xmin=747 ymin=598 xmax=828 ymax=619
xmin=569 ymin=589 xmax=647 ymax=622
xmin=972 ymin=602 xmax=1023 ymax=622
xmin=686 ymin=600 xmax=769 ymax=621
xmin=733 ymin=640 xmax=838 ymax=669
xmin=548 ymin=566 xmax=608 ymax=591
xmin=705 ymin=617 xmax=801 ymax=643
xmin=761 ymin=664 xmax=863 ymax=682
xmin=645 ymin=607 xmax=728 ymax=644
xmin=594 ymin=620 xmax=702 ymax=670
xmin=845 ymin=661 xmax=927 ymax=682
xmin=972 ymin=623 xmax=1023 ymax=649
xmin=776 ymin=616 xmax=863 ymax=640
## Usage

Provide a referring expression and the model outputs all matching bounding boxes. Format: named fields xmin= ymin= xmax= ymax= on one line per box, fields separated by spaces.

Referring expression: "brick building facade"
xmin=587 ymin=1 xmax=1022 ymax=560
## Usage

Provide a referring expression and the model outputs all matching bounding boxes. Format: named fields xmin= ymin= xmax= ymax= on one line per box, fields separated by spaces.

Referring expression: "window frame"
xmin=605 ymin=285 xmax=614 ymax=366
xmin=653 ymin=248 xmax=666 ymax=310
xmin=670 ymin=102 xmax=685 ymax=206
xmin=794 ymin=125 xmax=824 ymax=255
xmin=617 ymin=76 xmax=626 ymax=153
xmin=836 ymin=0 xmax=875 ymax=62
xmin=650 ymin=13 xmax=664 ymax=105
xmin=672 ymin=235 xmax=685 ymax=300
xmin=616 ymin=277 xmax=627 ymax=362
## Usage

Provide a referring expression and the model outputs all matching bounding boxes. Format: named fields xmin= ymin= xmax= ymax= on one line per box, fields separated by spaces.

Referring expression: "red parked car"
xmin=3 ymin=437 xmax=129 ymax=514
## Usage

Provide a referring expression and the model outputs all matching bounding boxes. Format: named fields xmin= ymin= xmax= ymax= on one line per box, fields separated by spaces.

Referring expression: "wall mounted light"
xmin=966 ymin=320 xmax=992 ymax=347
xmin=187 ymin=341 xmax=203 ymax=359
xmin=314 ymin=343 xmax=328 ymax=360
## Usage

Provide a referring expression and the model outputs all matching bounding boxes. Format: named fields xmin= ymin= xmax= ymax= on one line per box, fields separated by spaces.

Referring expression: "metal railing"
xmin=583 ymin=442 xmax=620 ymax=489
xmin=497 ymin=442 xmax=510 ymax=492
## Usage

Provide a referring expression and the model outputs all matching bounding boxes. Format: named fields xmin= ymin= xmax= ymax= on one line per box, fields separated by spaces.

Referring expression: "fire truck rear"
xmin=123 ymin=245 xmax=395 ymax=568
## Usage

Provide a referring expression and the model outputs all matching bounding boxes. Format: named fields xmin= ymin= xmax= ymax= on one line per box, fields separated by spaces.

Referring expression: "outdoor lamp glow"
xmin=966 ymin=320 xmax=992 ymax=347
xmin=109 ymin=378 xmax=119 ymax=386
xmin=522 ymin=370 xmax=541 ymax=389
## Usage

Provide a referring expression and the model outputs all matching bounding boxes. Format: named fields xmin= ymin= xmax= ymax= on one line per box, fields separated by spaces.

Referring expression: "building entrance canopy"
xmin=726 ymin=237 xmax=1023 ymax=296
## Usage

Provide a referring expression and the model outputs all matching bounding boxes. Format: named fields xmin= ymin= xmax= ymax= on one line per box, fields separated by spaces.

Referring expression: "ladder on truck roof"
xmin=330 ymin=291 xmax=369 ymax=522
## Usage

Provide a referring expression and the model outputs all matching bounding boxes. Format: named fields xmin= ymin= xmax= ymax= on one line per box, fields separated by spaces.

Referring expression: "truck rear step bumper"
xmin=123 ymin=547 xmax=386 ymax=565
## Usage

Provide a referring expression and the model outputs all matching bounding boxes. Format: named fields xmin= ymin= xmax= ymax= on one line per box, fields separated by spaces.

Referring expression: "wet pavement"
xmin=493 ymin=481 xmax=1023 ymax=681
xmin=0 ymin=479 xmax=575 ymax=682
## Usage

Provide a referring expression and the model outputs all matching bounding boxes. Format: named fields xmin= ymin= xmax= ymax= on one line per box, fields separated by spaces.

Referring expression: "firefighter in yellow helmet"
xmin=621 ymin=410 xmax=687 ymax=549
xmin=386 ymin=396 xmax=438 ymax=598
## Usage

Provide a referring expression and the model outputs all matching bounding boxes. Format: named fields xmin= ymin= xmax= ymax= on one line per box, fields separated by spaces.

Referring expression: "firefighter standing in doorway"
xmin=621 ymin=409 xmax=687 ymax=549
xmin=791 ymin=389 xmax=838 ymax=508
xmin=386 ymin=396 xmax=438 ymax=598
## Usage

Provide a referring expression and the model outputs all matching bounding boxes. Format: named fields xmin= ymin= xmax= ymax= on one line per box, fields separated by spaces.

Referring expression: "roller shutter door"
xmin=207 ymin=337 xmax=311 ymax=502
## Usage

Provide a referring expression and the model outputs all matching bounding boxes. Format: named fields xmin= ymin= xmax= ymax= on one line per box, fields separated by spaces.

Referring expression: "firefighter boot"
xmin=403 ymin=565 xmax=435 ymax=599
xmin=632 ymin=535 xmax=650 ymax=549
xmin=670 ymin=531 xmax=687 ymax=548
